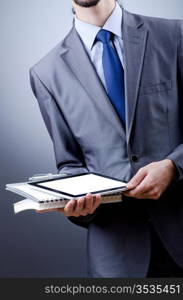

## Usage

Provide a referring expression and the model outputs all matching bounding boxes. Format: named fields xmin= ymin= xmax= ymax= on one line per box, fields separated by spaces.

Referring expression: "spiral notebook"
xmin=6 ymin=182 xmax=69 ymax=213
xmin=6 ymin=172 xmax=127 ymax=213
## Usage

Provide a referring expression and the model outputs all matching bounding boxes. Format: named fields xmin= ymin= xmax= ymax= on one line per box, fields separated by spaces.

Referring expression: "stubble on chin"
xmin=73 ymin=0 xmax=101 ymax=8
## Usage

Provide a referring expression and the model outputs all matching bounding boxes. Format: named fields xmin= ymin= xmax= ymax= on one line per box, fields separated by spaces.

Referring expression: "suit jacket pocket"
xmin=139 ymin=79 xmax=172 ymax=95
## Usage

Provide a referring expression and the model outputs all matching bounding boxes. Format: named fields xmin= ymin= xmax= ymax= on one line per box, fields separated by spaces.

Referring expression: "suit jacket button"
xmin=131 ymin=155 xmax=139 ymax=162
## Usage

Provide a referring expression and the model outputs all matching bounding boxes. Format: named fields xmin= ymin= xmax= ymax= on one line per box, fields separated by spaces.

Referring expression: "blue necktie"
xmin=96 ymin=29 xmax=126 ymax=125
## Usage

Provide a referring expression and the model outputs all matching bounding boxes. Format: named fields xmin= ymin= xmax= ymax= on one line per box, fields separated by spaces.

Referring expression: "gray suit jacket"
xmin=30 ymin=8 xmax=183 ymax=277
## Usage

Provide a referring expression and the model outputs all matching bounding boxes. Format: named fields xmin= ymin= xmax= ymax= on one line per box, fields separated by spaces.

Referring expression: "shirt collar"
xmin=74 ymin=1 xmax=123 ymax=51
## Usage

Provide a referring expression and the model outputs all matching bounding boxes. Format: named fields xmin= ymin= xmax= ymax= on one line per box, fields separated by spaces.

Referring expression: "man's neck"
xmin=73 ymin=0 xmax=116 ymax=27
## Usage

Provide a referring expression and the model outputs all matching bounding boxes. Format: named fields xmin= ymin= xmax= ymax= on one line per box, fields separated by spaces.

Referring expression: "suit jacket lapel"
xmin=60 ymin=27 xmax=126 ymax=139
xmin=122 ymin=10 xmax=148 ymax=143
xmin=60 ymin=10 xmax=148 ymax=143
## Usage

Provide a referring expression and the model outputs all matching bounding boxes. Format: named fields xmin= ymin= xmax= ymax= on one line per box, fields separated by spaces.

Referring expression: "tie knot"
xmin=96 ymin=29 xmax=113 ymax=44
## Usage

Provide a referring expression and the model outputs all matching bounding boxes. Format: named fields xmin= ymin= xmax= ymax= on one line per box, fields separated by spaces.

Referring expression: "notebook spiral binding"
xmin=38 ymin=192 xmax=122 ymax=204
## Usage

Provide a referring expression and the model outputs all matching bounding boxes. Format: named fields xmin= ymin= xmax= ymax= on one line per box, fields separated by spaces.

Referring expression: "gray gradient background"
xmin=0 ymin=0 xmax=183 ymax=277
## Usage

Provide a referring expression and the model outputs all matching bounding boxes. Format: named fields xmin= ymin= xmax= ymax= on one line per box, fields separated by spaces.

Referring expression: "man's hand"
xmin=36 ymin=193 xmax=102 ymax=217
xmin=123 ymin=159 xmax=177 ymax=200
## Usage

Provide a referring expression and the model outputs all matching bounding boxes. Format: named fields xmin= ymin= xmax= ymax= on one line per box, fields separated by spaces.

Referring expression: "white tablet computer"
xmin=28 ymin=172 xmax=127 ymax=198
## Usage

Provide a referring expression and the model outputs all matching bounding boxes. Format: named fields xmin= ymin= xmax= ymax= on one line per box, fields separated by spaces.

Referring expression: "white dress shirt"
xmin=74 ymin=3 xmax=131 ymax=182
xmin=74 ymin=2 xmax=124 ymax=90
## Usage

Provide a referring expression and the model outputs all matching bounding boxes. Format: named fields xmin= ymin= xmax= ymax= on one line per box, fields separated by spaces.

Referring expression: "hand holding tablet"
xmin=37 ymin=193 xmax=102 ymax=217
xmin=31 ymin=172 xmax=127 ymax=216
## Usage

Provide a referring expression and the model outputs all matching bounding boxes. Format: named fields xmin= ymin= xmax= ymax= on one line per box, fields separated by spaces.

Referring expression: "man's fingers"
xmin=74 ymin=194 xmax=93 ymax=216
xmin=124 ymin=186 xmax=148 ymax=198
xmin=65 ymin=193 xmax=101 ymax=217
xmin=124 ymin=179 xmax=150 ymax=197
xmin=127 ymin=168 xmax=147 ymax=189
xmin=124 ymin=172 xmax=161 ymax=199
xmin=134 ymin=186 xmax=161 ymax=200
xmin=73 ymin=197 xmax=86 ymax=216
xmin=36 ymin=194 xmax=101 ymax=217
xmin=89 ymin=194 xmax=101 ymax=214
xmin=64 ymin=199 xmax=77 ymax=216
xmin=84 ymin=193 xmax=94 ymax=211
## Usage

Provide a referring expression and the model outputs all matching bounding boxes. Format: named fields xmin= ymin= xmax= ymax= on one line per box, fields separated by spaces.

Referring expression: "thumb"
xmin=127 ymin=168 xmax=147 ymax=189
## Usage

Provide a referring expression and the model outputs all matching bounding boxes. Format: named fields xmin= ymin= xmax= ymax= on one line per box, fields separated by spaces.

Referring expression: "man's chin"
xmin=73 ymin=0 xmax=101 ymax=8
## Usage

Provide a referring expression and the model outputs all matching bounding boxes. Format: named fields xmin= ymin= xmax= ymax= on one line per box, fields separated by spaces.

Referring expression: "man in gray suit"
xmin=30 ymin=0 xmax=183 ymax=277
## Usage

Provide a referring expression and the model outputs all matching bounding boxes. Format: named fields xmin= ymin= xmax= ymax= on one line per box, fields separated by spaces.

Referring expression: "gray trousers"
xmin=147 ymin=223 xmax=183 ymax=278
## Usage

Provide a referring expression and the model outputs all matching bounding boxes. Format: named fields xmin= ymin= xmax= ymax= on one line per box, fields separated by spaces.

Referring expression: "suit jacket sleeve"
xmin=29 ymin=68 xmax=100 ymax=227
xmin=166 ymin=20 xmax=183 ymax=181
